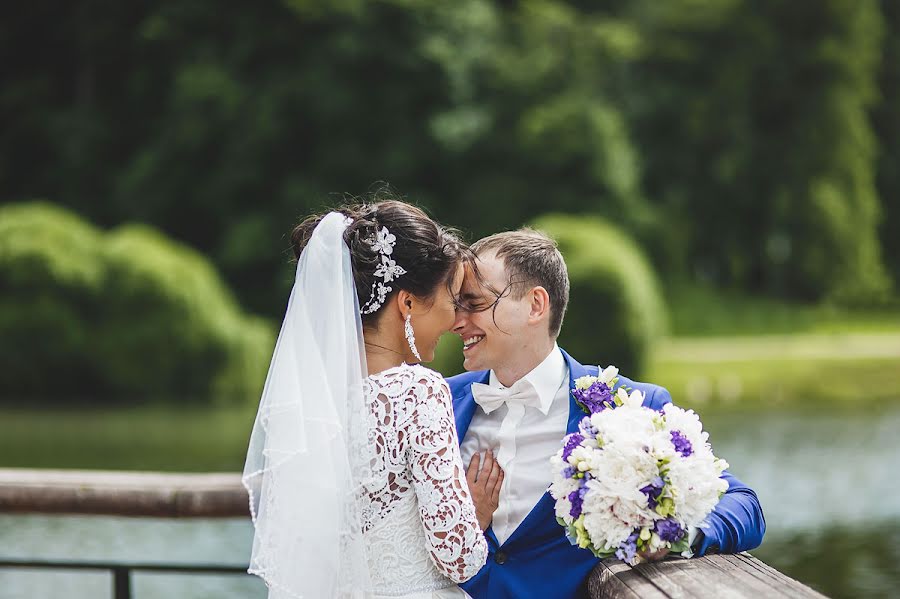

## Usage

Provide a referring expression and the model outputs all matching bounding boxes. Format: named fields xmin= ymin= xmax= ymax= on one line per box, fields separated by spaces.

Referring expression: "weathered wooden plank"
xmin=702 ymin=554 xmax=801 ymax=598
xmin=631 ymin=556 xmax=748 ymax=599
xmin=588 ymin=553 xmax=827 ymax=599
xmin=0 ymin=469 xmax=248 ymax=517
xmin=730 ymin=553 xmax=827 ymax=598
xmin=589 ymin=559 xmax=670 ymax=599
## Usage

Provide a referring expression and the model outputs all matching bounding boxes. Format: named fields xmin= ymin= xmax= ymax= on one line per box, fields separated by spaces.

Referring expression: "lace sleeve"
xmin=405 ymin=366 xmax=488 ymax=584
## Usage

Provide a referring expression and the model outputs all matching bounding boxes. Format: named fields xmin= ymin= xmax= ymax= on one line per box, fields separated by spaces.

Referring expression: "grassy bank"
xmin=648 ymin=333 xmax=900 ymax=408
xmin=0 ymin=403 xmax=255 ymax=472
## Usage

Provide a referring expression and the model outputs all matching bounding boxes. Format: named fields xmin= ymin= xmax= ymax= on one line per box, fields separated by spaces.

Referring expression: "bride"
xmin=242 ymin=198 xmax=503 ymax=598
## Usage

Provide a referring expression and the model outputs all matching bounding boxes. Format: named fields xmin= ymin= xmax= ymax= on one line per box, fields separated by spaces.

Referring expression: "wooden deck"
xmin=0 ymin=468 xmax=827 ymax=597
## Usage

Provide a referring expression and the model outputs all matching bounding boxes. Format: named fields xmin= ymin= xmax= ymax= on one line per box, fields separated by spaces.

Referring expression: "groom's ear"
xmin=526 ymin=286 xmax=551 ymax=328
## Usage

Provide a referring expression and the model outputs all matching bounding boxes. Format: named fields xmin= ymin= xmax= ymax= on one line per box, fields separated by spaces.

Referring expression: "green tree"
xmin=623 ymin=0 xmax=891 ymax=304
xmin=874 ymin=0 xmax=900 ymax=290
xmin=0 ymin=0 xmax=895 ymax=314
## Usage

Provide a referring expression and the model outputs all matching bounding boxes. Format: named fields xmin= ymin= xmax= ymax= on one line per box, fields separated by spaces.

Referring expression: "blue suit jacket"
xmin=446 ymin=348 xmax=766 ymax=599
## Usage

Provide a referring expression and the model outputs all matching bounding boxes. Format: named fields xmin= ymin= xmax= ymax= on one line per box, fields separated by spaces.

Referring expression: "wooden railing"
xmin=0 ymin=468 xmax=826 ymax=598
xmin=0 ymin=468 xmax=248 ymax=517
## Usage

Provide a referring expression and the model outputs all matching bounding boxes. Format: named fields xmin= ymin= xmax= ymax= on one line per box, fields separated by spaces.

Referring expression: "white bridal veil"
xmin=242 ymin=212 xmax=374 ymax=598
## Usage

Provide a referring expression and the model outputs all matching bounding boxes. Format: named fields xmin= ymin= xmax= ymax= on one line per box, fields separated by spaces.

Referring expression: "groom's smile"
xmin=462 ymin=335 xmax=484 ymax=350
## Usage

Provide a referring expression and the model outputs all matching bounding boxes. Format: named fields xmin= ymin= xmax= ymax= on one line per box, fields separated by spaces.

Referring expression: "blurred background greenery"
xmin=1 ymin=1 xmax=899 ymax=597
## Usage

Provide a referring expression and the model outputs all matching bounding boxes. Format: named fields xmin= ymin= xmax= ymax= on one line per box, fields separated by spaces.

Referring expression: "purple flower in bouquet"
xmin=568 ymin=485 xmax=589 ymax=519
xmin=640 ymin=476 xmax=665 ymax=509
xmin=653 ymin=518 xmax=685 ymax=543
xmin=670 ymin=430 xmax=693 ymax=457
xmin=615 ymin=531 xmax=639 ymax=562
xmin=562 ymin=433 xmax=584 ymax=460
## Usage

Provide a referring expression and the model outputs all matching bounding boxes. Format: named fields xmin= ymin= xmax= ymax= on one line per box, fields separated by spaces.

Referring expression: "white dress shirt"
xmin=460 ymin=345 xmax=570 ymax=545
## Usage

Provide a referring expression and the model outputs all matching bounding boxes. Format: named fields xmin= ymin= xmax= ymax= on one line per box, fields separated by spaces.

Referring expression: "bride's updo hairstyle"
xmin=291 ymin=192 xmax=471 ymax=328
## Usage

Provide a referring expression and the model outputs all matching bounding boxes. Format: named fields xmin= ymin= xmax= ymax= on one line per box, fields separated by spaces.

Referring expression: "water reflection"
xmin=0 ymin=516 xmax=264 ymax=598
xmin=704 ymin=403 xmax=900 ymax=598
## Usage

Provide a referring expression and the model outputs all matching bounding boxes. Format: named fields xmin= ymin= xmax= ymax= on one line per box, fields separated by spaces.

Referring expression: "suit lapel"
xmin=452 ymin=370 xmax=490 ymax=443
xmin=561 ymin=349 xmax=592 ymax=435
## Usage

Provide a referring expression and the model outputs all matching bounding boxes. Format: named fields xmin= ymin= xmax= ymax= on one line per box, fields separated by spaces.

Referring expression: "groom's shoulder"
xmin=444 ymin=370 xmax=488 ymax=398
xmin=616 ymin=373 xmax=672 ymax=410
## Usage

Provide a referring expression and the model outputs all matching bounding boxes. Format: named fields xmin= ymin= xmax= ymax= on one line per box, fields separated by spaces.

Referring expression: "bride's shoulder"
xmin=368 ymin=363 xmax=447 ymax=391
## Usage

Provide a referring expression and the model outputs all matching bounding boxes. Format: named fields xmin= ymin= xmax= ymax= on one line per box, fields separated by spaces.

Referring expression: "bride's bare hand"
xmin=466 ymin=449 xmax=504 ymax=531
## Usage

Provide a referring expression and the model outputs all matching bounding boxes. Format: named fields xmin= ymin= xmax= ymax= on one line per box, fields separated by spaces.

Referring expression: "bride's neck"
xmin=364 ymin=324 xmax=407 ymax=376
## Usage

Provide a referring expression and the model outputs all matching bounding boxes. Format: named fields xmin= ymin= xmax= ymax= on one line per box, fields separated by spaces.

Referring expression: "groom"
xmin=446 ymin=230 xmax=765 ymax=599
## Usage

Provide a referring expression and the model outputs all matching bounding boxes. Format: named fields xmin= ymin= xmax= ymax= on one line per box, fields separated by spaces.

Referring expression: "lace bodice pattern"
xmin=362 ymin=363 xmax=487 ymax=595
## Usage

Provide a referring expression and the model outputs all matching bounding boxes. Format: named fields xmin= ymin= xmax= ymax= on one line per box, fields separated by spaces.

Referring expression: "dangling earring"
xmin=404 ymin=313 xmax=422 ymax=362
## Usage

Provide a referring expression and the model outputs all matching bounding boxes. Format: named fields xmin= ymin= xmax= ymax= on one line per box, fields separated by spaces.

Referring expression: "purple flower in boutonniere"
xmin=572 ymin=365 xmax=621 ymax=414
xmin=573 ymin=381 xmax=614 ymax=414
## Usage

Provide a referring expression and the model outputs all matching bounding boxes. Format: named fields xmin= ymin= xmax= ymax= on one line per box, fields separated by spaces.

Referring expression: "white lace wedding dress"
xmin=362 ymin=363 xmax=487 ymax=599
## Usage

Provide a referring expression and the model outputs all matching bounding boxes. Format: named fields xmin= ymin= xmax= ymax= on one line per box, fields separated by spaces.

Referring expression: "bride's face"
xmin=409 ymin=262 xmax=465 ymax=363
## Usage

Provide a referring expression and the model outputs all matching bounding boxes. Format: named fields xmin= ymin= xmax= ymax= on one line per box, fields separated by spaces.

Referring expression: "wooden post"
xmin=112 ymin=567 xmax=132 ymax=599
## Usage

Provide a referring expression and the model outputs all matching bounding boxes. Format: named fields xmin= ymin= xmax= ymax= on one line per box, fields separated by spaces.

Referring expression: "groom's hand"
xmin=639 ymin=548 xmax=670 ymax=562
xmin=466 ymin=450 xmax=504 ymax=532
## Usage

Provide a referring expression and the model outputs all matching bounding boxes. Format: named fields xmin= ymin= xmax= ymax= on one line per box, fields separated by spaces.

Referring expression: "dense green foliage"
xmin=875 ymin=0 xmax=900 ymax=289
xmin=531 ymin=214 xmax=666 ymax=375
xmin=0 ymin=202 xmax=273 ymax=402
xmin=622 ymin=0 xmax=891 ymax=305
xmin=1 ymin=0 xmax=896 ymax=319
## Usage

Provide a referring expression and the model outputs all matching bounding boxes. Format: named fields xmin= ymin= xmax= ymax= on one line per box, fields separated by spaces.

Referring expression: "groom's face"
xmin=453 ymin=251 xmax=532 ymax=372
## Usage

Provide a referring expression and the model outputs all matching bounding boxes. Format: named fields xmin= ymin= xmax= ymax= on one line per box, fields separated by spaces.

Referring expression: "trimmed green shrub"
xmin=0 ymin=202 xmax=274 ymax=402
xmin=0 ymin=202 xmax=107 ymax=396
xmin=530 ymin=214 xmax=667 ymax=376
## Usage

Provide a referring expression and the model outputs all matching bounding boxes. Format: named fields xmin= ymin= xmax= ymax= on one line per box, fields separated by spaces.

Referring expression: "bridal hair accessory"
xmin=361 ymin=226 xmax=407 ymax=315
xmin=404 ymin=313 xmax=422 ymax=361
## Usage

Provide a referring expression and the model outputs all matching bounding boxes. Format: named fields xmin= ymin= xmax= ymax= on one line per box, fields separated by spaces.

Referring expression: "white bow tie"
xmin=471 ymin=379 xmax=543 ymax=415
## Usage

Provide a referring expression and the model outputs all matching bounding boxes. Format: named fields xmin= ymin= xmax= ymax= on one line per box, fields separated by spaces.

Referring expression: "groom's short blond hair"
xmin=471 ymin=229 xmax=569 ymax=338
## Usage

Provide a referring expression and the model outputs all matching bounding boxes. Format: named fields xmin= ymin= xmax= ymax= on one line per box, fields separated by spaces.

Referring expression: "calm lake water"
xmin=2 ymin=404 xmax=899 ymax=599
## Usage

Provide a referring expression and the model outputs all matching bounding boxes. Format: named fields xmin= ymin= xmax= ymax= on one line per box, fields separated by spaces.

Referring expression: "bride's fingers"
xmin=479 ymin=450 xmax=495 ymax=480
xmin=467 ymin=452 xmax=481 ymax=483
xmin=485 ymin=458 xmax=501 ymax=495
xmin=491 ymin=470 xmax=504 ymax=505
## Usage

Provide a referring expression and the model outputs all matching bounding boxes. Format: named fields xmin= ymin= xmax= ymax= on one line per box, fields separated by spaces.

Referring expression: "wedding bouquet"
xmin=549 ymin=366 xmax=728 ymax=564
